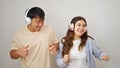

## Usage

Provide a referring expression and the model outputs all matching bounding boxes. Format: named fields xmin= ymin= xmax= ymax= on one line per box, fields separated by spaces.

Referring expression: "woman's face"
xmin=74 ymin=20 xmax=87 ymax=38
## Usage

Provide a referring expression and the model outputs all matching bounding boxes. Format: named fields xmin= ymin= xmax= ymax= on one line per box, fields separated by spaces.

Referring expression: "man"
xmin=10 ymin=7 xmax=59 ymax=68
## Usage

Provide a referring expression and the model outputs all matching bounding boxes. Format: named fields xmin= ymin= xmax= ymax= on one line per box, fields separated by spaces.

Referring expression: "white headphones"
xmin=25 ymin=8 xmax=31 ymax=24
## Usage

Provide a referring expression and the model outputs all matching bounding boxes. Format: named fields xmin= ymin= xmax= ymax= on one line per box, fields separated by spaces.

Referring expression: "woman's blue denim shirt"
xmin=56 ymin=38 xmax=106 ymax=68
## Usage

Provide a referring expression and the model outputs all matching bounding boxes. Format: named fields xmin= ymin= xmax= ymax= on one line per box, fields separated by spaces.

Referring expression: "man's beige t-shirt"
xmin=11 ymin=25 xmax=59 ymax=68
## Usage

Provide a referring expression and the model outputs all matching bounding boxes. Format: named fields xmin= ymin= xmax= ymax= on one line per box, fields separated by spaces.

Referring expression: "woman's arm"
xmin=56 ymin=42 xmax=67 ymax=68
xmin=90 ymin=39 xmax=110 ymax=61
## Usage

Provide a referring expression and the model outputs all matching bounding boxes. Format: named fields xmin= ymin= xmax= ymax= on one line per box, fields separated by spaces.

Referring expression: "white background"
xmin=0 ymin=0 xmax=120 ymax=68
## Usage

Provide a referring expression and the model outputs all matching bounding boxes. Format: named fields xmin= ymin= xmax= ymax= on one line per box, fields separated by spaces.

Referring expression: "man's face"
xmin=29 ymin=16 xmax=44 ymax=32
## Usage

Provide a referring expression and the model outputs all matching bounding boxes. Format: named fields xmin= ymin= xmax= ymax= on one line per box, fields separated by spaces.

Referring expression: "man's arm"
xmin=10 ymin=45 xmax=29 ymax=59
xmin=10 ymin=49 xmax=20 ymax=59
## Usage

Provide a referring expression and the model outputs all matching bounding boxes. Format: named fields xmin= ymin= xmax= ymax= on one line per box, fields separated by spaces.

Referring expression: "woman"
xmin=56 ymin=16 xmax=110 ymax=68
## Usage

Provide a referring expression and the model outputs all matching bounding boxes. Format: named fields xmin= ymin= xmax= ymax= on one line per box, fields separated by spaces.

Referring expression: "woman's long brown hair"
xmin=62 ymin=16 xmax=93 ymax=57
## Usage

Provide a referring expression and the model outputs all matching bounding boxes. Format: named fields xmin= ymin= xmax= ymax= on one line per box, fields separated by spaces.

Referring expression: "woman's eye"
xmin=82 ymin=25 xmax=86 ymax=27
xmin=78 ymin=24 xmax=81 ymax=26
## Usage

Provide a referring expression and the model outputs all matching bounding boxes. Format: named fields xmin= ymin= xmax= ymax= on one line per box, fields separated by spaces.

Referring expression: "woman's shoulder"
xmin=87 ymin=37 xmax=94 ymax=41
xmin=87 ymin=37 xmax=96 ymax=44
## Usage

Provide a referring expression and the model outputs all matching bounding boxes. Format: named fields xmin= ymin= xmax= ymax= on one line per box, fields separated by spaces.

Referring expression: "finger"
xmin=102 ymin=56 xmax=110 ymax=61
xmin=49 ymin=45 xmax=52 ymax=47
xmin=49 ymin=45 xmax=54 ymax=50
xmin=65 ymin=54 xmax=69 ymax=56
xmin=64 ymin=55 xmax=69 ymax=58
xmin=24 ymin=45 xmax=29 ymax=49
xmin=50 ymin=45 xmax=55 ymax=47
xmin=49 ymin=50 xmax=56 ymax=54
xmin=105 ymin=56 xmax=110 ymax=61
xmin=50 ymin=51 xmax=55 ymax=54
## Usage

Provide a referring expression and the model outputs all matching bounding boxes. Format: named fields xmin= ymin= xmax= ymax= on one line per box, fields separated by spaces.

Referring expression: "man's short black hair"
xmin=27 ymin=7 xmax=45 ymax=20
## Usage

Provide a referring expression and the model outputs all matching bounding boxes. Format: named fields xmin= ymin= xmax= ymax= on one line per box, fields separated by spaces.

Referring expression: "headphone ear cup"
xmin=25 ymin=17 xmax=31 ymax=24
xmin=25 ymin=8 xmax=31 ymax=24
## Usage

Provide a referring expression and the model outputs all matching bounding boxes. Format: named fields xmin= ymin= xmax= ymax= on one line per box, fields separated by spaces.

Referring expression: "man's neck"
xmin=27 ymin=24 xmax=36 ymax=32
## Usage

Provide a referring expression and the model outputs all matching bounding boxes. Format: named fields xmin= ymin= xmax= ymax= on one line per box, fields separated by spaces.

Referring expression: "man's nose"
xmin=38 ymin=23 xmax=42 ymax=26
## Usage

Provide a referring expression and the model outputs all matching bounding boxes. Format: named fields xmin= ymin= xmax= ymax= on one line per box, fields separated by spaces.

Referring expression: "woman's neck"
xmin=74 ymin=35 xmax=81 ymax=40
